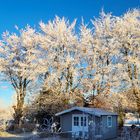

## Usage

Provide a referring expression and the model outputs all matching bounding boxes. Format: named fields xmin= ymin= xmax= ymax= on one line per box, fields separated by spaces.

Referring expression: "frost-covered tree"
xmin=0 ymin=26 xmax=41 ymax=124
xmin=112 ymin=9 xmax=140 ymax=115
xmin=0 ymin=9 xmax=139 ymax=124
xmin=38 ymin=17 xmax=82 ymax=101
xmin=78 ymin=12 xmax=119 ymax=106
xmin=37 ymin=10 xmax=140 ymax=111
xmin=83 ymin=9 xmax=140 ymax=114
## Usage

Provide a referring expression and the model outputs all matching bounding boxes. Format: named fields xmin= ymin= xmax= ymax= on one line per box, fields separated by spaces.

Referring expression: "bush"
xmin=6 ymin=123 xmax=36 ymax=133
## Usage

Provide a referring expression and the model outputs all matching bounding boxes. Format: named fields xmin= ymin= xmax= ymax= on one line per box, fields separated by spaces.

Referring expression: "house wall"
xmin=101 ymin=115 xmax=118 ymax=140
xmin=88 ymin=115 xmax=101 ymax=140
xmin=60 ymin=113 xmax=72 ymax=132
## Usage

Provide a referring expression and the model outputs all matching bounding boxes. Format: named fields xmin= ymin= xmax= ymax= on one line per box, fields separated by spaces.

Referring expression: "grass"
xmin=0 ymin=131 xmax=17 ymax=137
xmin=0 ymin=131 xmax=40 ymax=140
xmin=0 ymin=131 xmax=16 ymax=137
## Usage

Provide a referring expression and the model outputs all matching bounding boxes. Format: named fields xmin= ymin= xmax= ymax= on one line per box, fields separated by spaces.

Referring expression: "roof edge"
xmin=55 ymin=106 xmax=118 ymax=116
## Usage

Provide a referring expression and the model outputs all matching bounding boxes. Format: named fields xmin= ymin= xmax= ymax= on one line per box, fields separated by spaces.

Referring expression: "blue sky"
xmin=0 ymin=0 xmax=139 ymax=107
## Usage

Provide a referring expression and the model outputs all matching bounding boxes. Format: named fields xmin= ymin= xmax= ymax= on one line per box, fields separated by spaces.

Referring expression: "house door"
xmin=72 ymin=114 xmax=88 ymax=133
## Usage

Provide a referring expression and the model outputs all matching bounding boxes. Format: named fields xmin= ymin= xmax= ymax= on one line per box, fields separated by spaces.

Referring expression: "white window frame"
xmin=81 ymin=116 xmax=87 ymax=126
xmin=107 ymin=116 xmax=112 ymax=127
xmin=73 ymin=116 xmax=79 ymax=126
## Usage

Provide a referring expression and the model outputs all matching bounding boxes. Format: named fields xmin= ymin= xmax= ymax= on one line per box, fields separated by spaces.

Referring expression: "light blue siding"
xmin=60 ymin=113 xmax=72 ymax=132
xmin=101 ymin=115 xmax=118 ymax=139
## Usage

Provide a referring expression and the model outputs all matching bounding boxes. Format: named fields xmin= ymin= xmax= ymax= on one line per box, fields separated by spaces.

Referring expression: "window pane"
xmin=81 ymin=117 xmax=83 ymax=126
xmin=74 ymin=117 xmax=79 ymax=126
xmin=84 ymin=117 xmax=87 ymax=126
xmin=77 ymin=117 xmax=79 ymax=126
xmin=107 ymin=116 xmax=112 ymax=127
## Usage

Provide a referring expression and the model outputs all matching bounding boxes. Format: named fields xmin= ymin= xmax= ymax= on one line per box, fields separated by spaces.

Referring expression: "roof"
xmin=55 ymin=106 xmax=118 ymax=117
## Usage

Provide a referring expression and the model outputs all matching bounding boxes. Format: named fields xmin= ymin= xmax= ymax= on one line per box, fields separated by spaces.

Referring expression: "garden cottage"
xmin=56 ymin=106 xmax=118 ymax=139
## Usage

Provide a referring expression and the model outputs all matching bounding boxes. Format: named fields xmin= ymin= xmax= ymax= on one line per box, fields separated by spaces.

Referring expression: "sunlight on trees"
xmin=0 ymin=9 xmax=139 ymax=126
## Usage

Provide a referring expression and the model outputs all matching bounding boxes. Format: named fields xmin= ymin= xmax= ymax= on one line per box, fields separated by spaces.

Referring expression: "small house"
xmin=56 ymin=106 xmax=118 ymax=140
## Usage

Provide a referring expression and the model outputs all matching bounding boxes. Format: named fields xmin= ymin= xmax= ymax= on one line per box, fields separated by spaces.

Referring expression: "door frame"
xmin=72 ymin=114 xmax=88 ymax=133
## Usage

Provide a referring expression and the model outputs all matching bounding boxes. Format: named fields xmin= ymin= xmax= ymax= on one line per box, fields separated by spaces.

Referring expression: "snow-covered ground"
xmin=124 ymin=113 xmax=140 ymax=127
xmin=124 ymin=119 xmax=140 ymax=127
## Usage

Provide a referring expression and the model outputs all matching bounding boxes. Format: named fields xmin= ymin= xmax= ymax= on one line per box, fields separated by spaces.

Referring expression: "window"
xmin=81 ymin=117 xmax=87 ymax=126
xmin=107 ymin=116 xmax=112 ymax=127
xmin=74 ymin=116 xmax=79 ymax=126
xmin=72 ymin=115 xmax=88 ymax=128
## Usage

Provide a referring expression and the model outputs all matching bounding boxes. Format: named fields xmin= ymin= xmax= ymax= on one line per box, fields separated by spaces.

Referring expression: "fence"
xmin=120 ymin=126 xmax=140 ymax=140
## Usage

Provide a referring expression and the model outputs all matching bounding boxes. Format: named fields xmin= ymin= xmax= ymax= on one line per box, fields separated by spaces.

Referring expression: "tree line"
xmin=0 ymin=9 xmax=139 ymax=126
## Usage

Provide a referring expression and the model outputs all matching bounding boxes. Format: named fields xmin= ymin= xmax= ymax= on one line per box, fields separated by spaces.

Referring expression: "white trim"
xmin=107 ymin=116 xmax=112 ymax=127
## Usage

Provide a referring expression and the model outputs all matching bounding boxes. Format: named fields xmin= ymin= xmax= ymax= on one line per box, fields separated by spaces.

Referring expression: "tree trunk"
xmin=135 ymin=91 xmax=140 ymax=117
xmin=13 ymin=106 xmax=23 ymax=125
xmin=13 ymin=90 xmax=25 ymax=125
xmin=136 ymin=100 xmax=140 ymax=117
